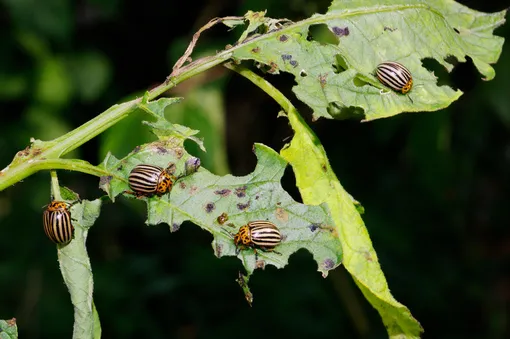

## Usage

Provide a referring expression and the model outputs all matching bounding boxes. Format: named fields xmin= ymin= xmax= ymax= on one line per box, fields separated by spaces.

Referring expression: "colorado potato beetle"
xmin=233 ymin=221 xmax=282 ymax=255
xmin=127 ymin=164 xmax=176 ymax=197
xmin=43 ymin=201 xmax=74 ymax=244
xmin=376 ymin=61 xmax=413 ymax=94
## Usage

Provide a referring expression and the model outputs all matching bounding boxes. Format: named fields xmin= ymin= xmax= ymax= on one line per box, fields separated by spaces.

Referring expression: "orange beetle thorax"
xmin=156 ymin=170 xmax=176 ymax=195
xmin=234 ymin=225 xmax=252 ymax=246
xmin=47 ymin=201 xmax=68 ymax=211
xmin=401 ymin=78 xmax=413 ymax=94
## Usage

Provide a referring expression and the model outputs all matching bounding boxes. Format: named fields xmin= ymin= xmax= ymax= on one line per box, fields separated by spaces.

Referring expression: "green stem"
xmin=50 ymin=170 xmax=62 ymax=201
xmin=224 ymin=62 xmax=295 ymax=117
xmin=0 ymin=52 xmax=233 ymax=192
xmin=40 ymin=159 xmax=125 ymax=181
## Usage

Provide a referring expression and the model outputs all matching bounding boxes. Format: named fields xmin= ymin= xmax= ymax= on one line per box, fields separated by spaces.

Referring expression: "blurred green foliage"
xmin=0 ymin=0 xmax=508 ymax=338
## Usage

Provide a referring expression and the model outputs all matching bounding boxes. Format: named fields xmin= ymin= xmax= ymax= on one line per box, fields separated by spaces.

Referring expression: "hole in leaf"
xmin=450 ymin=56 xmax=481 ymax=92
xmin=299 ymin=70 xmax=308 ymax=77
xmin=327 ymin=102 xmax=365 ymax=120
xmin=309 ymin=24 xmax=338 ymax=45
xmin=333 ymin=54 xmax=348 ymax=74
xmin=421 ymin=57 xmax=452 ymax=88
xmin=281 ymin=165 xmax=302 ymax=204
xmin=444 ymin=55 xmax=460 ymax=66
xmin=453 ymin=27 xmax=460 ymax=34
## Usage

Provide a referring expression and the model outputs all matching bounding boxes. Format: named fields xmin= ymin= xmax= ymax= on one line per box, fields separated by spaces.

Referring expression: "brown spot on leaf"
xmin=251 ymin=46 xmax=260 ymax=53
xmin=99 ymin=176 xmax=112 ymax=186
xmin=179 ymin=182 xmax=186 ymax=189
xmin=235 ymin=186 xmax=247 ymax=198
xmin=215 ymin=243 xmax=223 ymax=257
xmin=364 ymin=252 xmax=373 ymax=262
xmin=185 ymin=157 xmax=201 ymax=175
xmin=214 ymin=189 xmax=231 ymax=197
xmin=173 ymin=147 xmax=184 ymax=159
xmin=268 ymin=61 xmax=278 ymax=74
xmin=205 ymin=203 xmax=215 ymax=213
xmin=132 ymin=145 xmax=141 ymax=153
xmin=289 ymin=60 xmax=298 ymax=68
xmin=237 ymin=202 xmax=250 ymax=211
xmin=171 ymin=223 xmax=180 ymax=232
xmin=275 ymin=207 xmax=288 ymax=222
xmin=322 ymin=258 xmax=335 ymax=270
xmin=332 ymin=26 xmax=349 ymax=37
xmin=6 ymin=318 xmax=16 ymax=326
xmin=319 ymin=73 xmax=327 ymax=88
xmin=279 ymin=34 xmax=288 ymax=42
xmin=384 ymin=26 xmax=397 ymax=32
xmin=189 ymin=186 xmax=199 ymax=195
xmin=281 ymin=54 xmax=292 ymax=61
xmin=255 ymin=260 xmax=266 ymax=270
xmin=277 ymin=202 xmax=281 ymax=206
xmin=321 ymin=163 xmax=327 ymax=172
xmin=166 ymin=163 xmax=176 ymax=174
xmin=156 ymin=146 xmax=168 ymax=154
xmin=308 ymin=223 xmax=320 ymax=232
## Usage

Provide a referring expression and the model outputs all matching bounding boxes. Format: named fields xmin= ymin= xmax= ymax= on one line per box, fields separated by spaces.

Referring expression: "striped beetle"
xmin=127 ymin=163 xmax=177 ymax=198
xmin=234 ymin=221 xmax=283 ymax=255
xmin=43 ymin=201 xmax=74 ymax=244
xmin=376 ymin=61 xmax=413 ymax=94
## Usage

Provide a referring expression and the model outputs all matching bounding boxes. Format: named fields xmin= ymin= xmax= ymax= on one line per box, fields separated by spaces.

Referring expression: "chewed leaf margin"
xmin=227 ymin=0 xmax=506 ymax=121
xmin=99 ymin=135 xmax=342 ymax=277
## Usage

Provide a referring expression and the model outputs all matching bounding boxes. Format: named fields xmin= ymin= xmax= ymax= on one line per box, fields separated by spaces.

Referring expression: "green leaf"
xmin=0 ymin=318 xmax=18 ymax=339
xmin=102 ymin=141 xmax=342 ymax=276
xmin=99 ymin=115 xmax=342 ymax=276
xmin=280 ymin=108 xmax=423 ymax=337
xmin=57 ymin=198 xmax=102 ymax=339
xmin=139 ymin=95 xmax=205 ymax=151
xmin=229 ymin=0 xmax=506 ymax=121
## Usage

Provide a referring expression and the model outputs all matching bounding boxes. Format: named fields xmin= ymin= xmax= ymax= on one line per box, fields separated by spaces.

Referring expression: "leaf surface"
xmin=57 ymin=195 xmax=102 ymax=339
xmin=99 ymin=98 xmax=343 ymax=276
xmin=281 ymin=106 xmax=423 ymax=337
xmin=228 ymin=0 xmax=506 ymax=121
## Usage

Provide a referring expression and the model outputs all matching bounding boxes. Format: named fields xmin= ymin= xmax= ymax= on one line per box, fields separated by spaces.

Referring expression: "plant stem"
xmin=0 ymin=53 xmax=233 ymax=192
xmin=224 ymin=62 xmax=295 ymax=116
xmin=50 ymin=170 xmax=62 ymax=201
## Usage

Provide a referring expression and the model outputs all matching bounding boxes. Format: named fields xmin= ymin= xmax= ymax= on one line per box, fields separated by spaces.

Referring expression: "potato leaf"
xmin=228 ymin=0 xmax=506 ymax=121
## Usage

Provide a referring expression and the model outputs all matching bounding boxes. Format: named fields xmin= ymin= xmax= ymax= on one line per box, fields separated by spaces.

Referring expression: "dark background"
xmin=0 ymin=0 xmax=509 ymax=338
